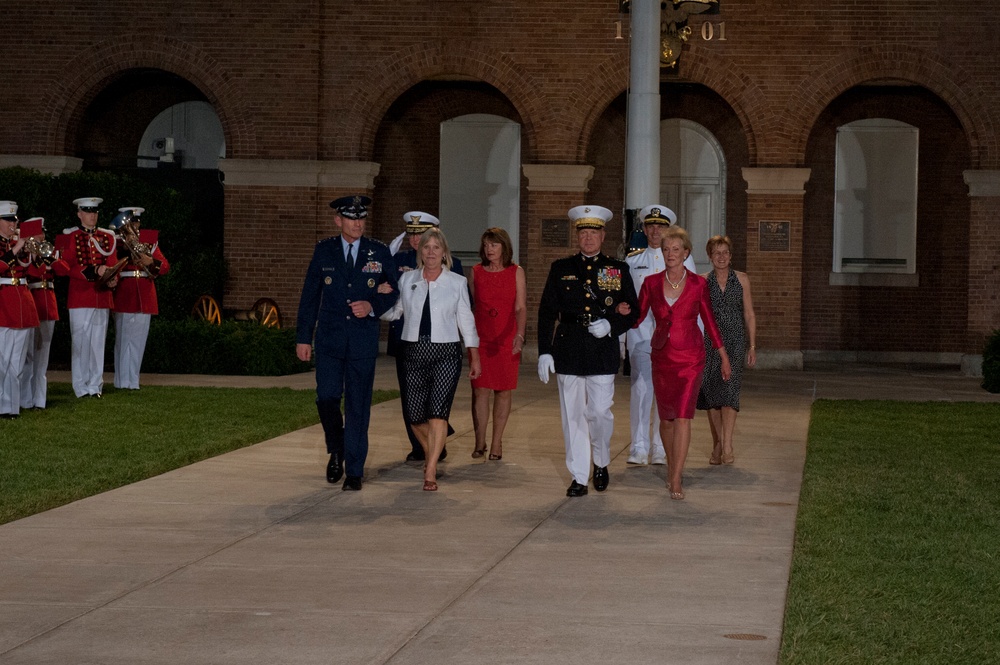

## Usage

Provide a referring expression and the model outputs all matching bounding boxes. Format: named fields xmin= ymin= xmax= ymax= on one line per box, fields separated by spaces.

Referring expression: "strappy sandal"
xmin=722 ymin=450 xmax=735 ymax=465
xmin=472 ymin=447 xmax=486 ymax=458
xmin=423 ymin=480 xmax=438 ymax=491
xmin=488 ymin=444 xmax=502 ymax=461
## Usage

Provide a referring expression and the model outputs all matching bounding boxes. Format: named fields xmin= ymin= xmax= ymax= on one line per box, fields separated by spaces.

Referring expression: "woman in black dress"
xmin=697 ymin=236 xmax=756 ymax=465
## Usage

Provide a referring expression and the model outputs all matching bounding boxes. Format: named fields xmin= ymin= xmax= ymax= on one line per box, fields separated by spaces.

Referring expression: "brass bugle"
xmin=23 ymin=237 xmax=55 ymax=259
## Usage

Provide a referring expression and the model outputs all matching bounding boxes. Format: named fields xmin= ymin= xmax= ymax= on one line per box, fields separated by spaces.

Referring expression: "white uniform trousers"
xmin=0 ymin=326 xmax=32 ymax=416
xmin=20 ymin=320 xmax=54 ymax=409
xmin=628 ymin=346 xmax=664 ymax=461
xmin=556 ymin=373 xmax=615 ymax=485
xmin=69 ymin=307 xmax=109 ymax=397
xmin=114 ymin=312 xmax=151 ymax=390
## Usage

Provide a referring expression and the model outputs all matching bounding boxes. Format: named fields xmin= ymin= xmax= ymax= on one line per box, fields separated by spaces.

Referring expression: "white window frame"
xmin=832 ymin=119 xmax=918 ymax=282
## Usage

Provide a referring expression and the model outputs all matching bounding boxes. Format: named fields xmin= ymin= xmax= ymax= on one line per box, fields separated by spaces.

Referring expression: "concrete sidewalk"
xmin=2 ymin=362 xmax=995 ymax=664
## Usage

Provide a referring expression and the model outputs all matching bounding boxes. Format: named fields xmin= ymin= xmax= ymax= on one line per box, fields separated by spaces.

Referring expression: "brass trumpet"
xmin=22 ymin=237 xmax=55 ymax=259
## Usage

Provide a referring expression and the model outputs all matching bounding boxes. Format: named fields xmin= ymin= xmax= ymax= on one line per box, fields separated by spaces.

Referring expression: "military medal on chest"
xmin=597 ymin=266 xmax=621 ymax=292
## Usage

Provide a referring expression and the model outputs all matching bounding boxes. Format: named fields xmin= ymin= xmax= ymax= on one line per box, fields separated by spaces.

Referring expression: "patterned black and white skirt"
xmin=403 ymin=337 xmax=462 ymax=424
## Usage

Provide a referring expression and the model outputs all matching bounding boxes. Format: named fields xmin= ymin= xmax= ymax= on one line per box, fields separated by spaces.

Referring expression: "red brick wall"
xmin=967 ymin=196 xmax=1000 ymax=350
xmin=3 ymin=0 xmax=999 ymax=358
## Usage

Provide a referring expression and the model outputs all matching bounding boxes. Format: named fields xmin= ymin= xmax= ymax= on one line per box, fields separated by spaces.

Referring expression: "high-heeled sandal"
xmin=472 ymin=447 xmax=486 ymax=458
xmin=423 ymin=480 xmax=438 ymax=491
xmin=709 ymin=449 xmax=722 ymax=465
xmin=488 ymin=445 xmax=502 ymax=461
xmin=668 ymin=481 xmax=685 ymax=500
xmin=722 ymin=450 xmax=735 ymax=465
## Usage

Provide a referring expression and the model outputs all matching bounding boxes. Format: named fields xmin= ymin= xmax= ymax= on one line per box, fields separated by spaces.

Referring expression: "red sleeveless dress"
xmin=471 ymin=264 xmax=520 ymax=391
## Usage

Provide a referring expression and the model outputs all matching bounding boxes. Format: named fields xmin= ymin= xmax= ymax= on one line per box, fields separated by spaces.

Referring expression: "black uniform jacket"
xmin=537 ymin=252 xmax=638 ymax=376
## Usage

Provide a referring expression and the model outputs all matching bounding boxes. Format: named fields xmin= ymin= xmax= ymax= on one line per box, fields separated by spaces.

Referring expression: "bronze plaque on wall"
xmin=758 ymin=220 xmax=790 ymax=252
xmin=542 ymin=218 xmax=568 ymax=247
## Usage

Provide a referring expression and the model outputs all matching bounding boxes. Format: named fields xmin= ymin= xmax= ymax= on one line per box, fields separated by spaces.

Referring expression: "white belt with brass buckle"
xmin=0 ymin=277 xmax=23 ymax=286
xmin=120 ymin=270 xmax=151 ymax=279
xmin=28 ymin=280 xmax=54 ymax=290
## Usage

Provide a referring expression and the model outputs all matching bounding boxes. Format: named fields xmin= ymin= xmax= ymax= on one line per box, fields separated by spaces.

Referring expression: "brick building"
xmin=2 ymin=1 xmax=997 ymax=371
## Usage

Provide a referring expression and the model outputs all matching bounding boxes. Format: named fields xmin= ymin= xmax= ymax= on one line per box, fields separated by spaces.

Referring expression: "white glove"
xmin=537 ymin=354 xmax=555 ymax=384
xmin=587 ymin=318 xmax=611 ymax=338
xmin=388 ymin=231 xmax=406 ymax=256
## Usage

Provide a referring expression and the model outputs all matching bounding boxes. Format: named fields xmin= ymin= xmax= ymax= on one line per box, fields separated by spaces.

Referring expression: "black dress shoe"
xmin=342 ymin=475 xmax=363 ymax=491
xmin=593 ymin=465 xmax=609 ymax=492
xmin=566 ymin=480 xmax=588 ymax=497
xmin=406 ymin=450 xmax=426 ymax=462
xmin=326 ymin=452 xmax=344 ymax=484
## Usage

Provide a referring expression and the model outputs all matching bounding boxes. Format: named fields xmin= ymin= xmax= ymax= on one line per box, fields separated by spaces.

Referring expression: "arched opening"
xmin=585 ymin=83 xmax=748 ymax=266
xmin=660 ymin=118 xmax=727 ymax=274
xmin=74 ymin=68 xmax=225 ymax=247
xmin=373 ymin=81 xmax=526 ymax=269
xmin=803 ymin=84 xmax=971 ymax=355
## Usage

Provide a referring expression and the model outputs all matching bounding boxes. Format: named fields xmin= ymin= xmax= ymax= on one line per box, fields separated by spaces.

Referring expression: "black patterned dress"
xmin=697 ymin=269 xmax=746 ymax=412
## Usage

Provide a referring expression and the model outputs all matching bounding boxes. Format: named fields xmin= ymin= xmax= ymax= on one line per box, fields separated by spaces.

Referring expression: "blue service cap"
xmin=330 ymin=195 xmax=371 ymax=220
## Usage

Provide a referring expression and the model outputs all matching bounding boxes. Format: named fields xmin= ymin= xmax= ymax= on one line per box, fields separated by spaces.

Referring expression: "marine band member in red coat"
xmin=59 ymin=197 xmax=119 ymax=398
xmin=110 ymin=207 xmax=169 ymax=390
xmin=19 ymin=217 xmax=68 ymax=410
xmin=0 ymin=201 xmax=41 ymax=419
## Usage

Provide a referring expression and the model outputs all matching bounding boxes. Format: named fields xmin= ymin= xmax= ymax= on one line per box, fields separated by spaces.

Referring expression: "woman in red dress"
xmin=634 ymin=225 xmax=730 ymax=499
xmin=469 ymin=228 xmax=526 ymax=461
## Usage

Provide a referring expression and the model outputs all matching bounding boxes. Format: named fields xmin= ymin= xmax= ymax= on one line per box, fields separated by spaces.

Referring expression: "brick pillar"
xmin=961 ymin=170 xmax=1000 ymax=376
xmin=521 ymin=164 xmax=596 ymax=362
xmin=741 ymin=167 xmax=811 ymax=370
xmin=218 ymin=159 xmax=380 ymax=321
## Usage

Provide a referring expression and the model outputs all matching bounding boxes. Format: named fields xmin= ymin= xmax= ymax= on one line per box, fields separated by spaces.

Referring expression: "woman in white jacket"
xmin=382 ymin=227 xmax=480 ymax=490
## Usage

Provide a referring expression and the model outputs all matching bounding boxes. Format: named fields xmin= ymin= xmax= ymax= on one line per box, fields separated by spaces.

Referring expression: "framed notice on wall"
xmin=758 ymin=220 xmax=790 ymax=252
xmin=541 ymin=218 xmax=567 ymax=247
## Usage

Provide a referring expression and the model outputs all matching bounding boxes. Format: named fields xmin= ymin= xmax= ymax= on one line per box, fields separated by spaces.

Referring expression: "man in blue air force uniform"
xmin=296 ymin=195 xmax=398 ymax=491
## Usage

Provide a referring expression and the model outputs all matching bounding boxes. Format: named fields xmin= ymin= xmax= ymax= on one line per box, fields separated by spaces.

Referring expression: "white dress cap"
xmin=639 ymin=204 xmax=677 ymax=225
xmin=118 ymin=206 xmax=145 ymax=215
xmin=73 ymin=197 xmax=104 ymax=210
xmin=0 ymin=200 xmax=17 ymax=219
xmin=567 ymin=205 xmax=613 ymax=230
xmin=403 ymin=211 xmax=440 ymax=233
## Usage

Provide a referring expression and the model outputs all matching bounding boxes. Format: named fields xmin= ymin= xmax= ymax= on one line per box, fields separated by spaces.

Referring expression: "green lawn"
xmin=780 ymin=400 xmax=1000 ymax=665
xmin=0 ymin=383 xmax=398 ymax=525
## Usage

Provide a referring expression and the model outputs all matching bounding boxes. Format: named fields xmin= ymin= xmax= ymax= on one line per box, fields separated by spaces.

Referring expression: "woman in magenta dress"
xmin=469 ymin=227 xmax=526 ymax=461
xmin=634 ymin=225 xmax=730 ymax=500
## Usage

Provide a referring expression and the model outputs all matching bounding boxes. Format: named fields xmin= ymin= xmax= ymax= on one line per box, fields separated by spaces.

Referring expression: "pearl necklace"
xmin=666 ymin=270 xmax=686 ymax=290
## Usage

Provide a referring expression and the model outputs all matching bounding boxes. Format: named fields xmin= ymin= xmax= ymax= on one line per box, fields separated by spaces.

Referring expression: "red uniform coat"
xmin=55 ymin=227 xmax=118 ymax=309
xmin=0 ymin=235 xmax=40 ymax=329
xmin=112 ymin=231 xmax=169 ymax=315
xmin=27 ymin=255 xmax=68 ymax=321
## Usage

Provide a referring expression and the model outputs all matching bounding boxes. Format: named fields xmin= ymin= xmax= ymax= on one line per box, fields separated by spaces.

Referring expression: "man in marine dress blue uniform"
xmin=387 ymin=211 xmax=463 ymax=462
xmin=296 ymin=195 xmax=398 ymax=491
xmin=537 ymin=205 xmax=639 ymax=497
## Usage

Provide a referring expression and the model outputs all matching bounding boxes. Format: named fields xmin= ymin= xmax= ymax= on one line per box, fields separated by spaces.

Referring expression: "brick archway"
xmin=572 ymin=50 xmax=765 ymax=165
xmin=34 ymin=34 xmax=257 ymax=159
xmin=780 ymin=44 xmax=997 ymax=167
xmin=339 ymin=41 xmax=548 ymax=163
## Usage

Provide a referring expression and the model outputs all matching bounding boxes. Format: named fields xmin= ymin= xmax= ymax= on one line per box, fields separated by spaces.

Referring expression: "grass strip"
xmin=780 ymin=400 xmax=1000 ymax=665
xmin=0 ymin=383 xmax=397 ymax=525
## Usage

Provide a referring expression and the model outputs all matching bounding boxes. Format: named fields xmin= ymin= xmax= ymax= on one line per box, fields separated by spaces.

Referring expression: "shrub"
xmin=143 ymin=320 xmax=312 ymax=376
xmin=982 ymin=329 xmax=1000 ymax=393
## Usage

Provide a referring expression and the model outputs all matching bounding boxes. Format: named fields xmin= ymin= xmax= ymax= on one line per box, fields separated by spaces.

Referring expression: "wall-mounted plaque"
xmin=541 ymin=218 xmax=567 ymax=247
xmin=758 ymin=220 xmax=790 ymax=252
